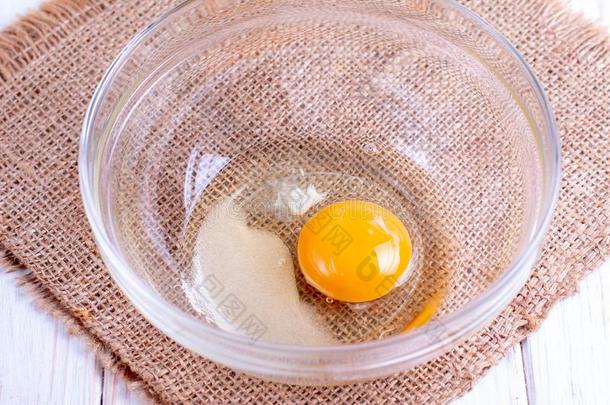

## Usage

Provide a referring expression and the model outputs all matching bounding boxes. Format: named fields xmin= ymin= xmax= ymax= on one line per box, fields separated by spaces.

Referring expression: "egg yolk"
xmin=297 ymin=200 xmax=412 ymax=303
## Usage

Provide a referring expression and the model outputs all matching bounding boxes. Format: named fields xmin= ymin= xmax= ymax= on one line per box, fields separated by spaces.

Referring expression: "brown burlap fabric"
xmin=1 ymin=0 xmax=609 ymax=403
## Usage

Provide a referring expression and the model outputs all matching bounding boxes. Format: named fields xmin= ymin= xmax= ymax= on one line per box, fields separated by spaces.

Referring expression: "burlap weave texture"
xmin=0 ymin=0 xmax=609 ymax=403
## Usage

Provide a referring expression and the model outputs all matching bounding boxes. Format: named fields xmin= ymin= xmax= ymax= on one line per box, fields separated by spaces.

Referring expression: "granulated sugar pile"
xmin=188 ymin=197 xmax=334 ymax=345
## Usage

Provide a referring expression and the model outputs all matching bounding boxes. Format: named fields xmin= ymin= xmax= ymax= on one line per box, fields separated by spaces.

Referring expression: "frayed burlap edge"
xmin=0 ymin=2 xmax=158 ymax=400
xmin=0 ymin=246 xmax=158 ymax=403
xmin=0 ymin=0 xmax=609 ymax=403
xmin=0 ymin=0 xmax=102 ymax=81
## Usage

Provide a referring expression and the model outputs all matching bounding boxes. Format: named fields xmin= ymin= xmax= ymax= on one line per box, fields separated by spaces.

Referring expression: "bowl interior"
xmin=84 ymin=0 xmax=555 ymax=356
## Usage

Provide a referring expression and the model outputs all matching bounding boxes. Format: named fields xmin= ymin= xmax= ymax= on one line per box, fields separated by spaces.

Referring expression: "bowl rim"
xmin=79 ymin=0 xmax=561 ymax=380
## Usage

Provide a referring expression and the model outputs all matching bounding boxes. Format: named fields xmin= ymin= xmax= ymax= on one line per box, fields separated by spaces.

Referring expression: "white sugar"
xmin=188 ymin=197 xmax=334 ymax=345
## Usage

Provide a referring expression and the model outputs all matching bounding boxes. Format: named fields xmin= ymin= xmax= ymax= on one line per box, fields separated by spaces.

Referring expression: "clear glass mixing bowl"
xmin=80 ymin=0 xmax=560 ymax=385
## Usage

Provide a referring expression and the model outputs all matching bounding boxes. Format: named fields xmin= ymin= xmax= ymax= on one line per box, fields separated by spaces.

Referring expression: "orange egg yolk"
xmin=297 ymin=200 xmax=412 ymax=303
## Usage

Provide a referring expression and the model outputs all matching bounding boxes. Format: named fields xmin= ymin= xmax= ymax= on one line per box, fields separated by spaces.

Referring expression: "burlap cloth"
xmin=0 ymin=0 xmax=609 ymax=403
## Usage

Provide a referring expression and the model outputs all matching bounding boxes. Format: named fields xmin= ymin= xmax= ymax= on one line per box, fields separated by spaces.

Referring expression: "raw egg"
xmin=297 ymin=200 xmax=412 ymax=303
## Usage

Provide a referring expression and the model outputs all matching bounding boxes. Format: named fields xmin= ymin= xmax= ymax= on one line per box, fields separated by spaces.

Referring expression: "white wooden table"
xmin=1 ymin=1 xmax=609 ymax=404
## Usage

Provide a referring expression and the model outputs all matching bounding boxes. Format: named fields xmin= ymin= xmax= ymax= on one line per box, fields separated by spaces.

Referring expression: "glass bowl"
xmin=80 ymin=0 xmax=560 ymax=385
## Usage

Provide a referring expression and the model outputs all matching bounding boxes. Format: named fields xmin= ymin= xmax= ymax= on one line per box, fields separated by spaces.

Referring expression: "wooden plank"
xmin=519 ymin=2 xmax=610 ymax=405
xmin=1 ymin=1 xmax=610 ymax=404
xmin=521 ymin=261 xmax=610 ymax=405
xmin=0 ymin=0 xmax=46 ymax=29
xmin=0 ymin=270 xmax=103 ymax=405
xmin=102 ymin=371 xmax=148 ymax=405
xmin=572 ymin=0 xmax=609 ymax=24
xmin=451 ymin=345 xmax=529 ymax=405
